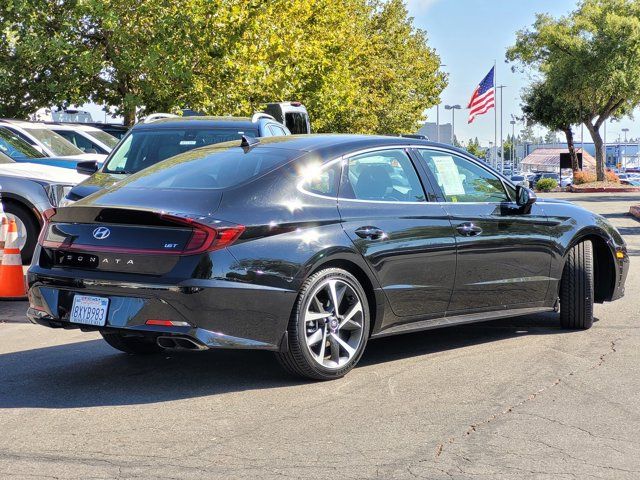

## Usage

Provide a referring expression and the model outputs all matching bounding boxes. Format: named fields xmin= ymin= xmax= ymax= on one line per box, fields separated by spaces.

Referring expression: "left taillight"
xmin=38 ymin=208 xmax=56 ymax=244
xmin=160 ymin=214 xmax=245 ymax=254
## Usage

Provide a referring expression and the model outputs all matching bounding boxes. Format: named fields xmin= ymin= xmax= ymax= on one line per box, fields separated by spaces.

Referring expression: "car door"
xmin=415 ymin=148 xmax=553 ymax=313
xmin=337 ymin=147 xmax=457 ymax=323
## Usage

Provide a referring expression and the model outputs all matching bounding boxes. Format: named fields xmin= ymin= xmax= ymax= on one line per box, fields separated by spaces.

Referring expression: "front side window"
xmin=417 ymin=149 xmax=509 ymax=203
xmin=341 ymin=149 xmax=426 ymax=202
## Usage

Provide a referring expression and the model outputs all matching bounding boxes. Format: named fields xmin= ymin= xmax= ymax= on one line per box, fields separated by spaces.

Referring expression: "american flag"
xmin=467 ymin=67 xmax=495 ymax=124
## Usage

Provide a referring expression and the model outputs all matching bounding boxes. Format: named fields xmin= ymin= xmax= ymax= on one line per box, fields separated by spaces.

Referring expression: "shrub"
xmin=573 ymin=171 xmax=596 ymax=184
xmin=536 ymin=178 xmax=558 ymax=191
xmin=605 ymin=170 xmax=620 ymax=183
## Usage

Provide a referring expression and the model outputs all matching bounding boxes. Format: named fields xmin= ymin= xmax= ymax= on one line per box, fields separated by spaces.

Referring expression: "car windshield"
xmin=87 ymin=130 xmax=119 ymax=149
xmin=103 ymin=127 xmax=259 ymax=174
xmin=0 ymin=127 xmax=46 ymax=159
xmin=23 ymin=127 xmax=84 ymax=156
xmin=120 ymin=145 xmax=288 ymax=190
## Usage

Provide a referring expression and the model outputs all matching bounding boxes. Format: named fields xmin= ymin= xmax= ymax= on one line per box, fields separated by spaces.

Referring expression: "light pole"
xmin=436 ymin=64 xmax=447 ymax=143
xmin=622 ymin=128 xmax=629 ymax=171
xmin=445 ymin=104 xmax=461 ymax=145
xmin=496 ymin=85 xmax=507 ymax=172
xmin=510 ymin=119 xmax=516 ymax=170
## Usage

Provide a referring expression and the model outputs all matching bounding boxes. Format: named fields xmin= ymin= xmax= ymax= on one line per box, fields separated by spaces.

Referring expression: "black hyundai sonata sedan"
xmin=27 ymin=135 xmax=629 ymax=380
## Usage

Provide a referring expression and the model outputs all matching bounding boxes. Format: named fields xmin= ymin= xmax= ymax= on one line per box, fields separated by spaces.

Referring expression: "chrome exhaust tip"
xmin=157 ymin=336 xmax=207 ymax=351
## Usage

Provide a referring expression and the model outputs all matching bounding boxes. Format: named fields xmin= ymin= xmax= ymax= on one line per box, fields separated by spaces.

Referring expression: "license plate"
xmin=70 ymin=295 xmax=109 ymax=326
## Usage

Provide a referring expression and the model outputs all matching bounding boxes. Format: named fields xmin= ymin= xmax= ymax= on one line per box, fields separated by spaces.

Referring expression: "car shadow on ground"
xmin=0 ymin=312 xmax=579 ymax=409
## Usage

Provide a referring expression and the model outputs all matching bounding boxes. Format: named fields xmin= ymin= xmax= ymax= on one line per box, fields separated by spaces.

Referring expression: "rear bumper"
xmin=27 ymin=270 xmax=297 ymax=352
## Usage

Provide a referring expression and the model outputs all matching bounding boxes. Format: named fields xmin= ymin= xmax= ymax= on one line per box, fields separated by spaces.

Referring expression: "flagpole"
xmin=493 ymin=60 xmax=497 ymax=169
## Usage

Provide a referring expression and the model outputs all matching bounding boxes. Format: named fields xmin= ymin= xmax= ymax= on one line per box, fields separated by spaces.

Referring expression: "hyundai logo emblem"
xmin=92 ymin=227 xmax=111 ymax=240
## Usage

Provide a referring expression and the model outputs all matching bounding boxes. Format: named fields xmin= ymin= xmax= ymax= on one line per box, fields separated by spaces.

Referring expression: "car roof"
xmin=181 ymin=134 xmax=459 ymax=162
xmin=131 ymin=116 xmax=267 ymax=131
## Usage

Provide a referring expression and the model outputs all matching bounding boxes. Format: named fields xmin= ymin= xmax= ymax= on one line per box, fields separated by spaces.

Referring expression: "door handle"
xmin=456 ymin=222 xmax=483 ymax=236
xmin=355 ymin=226 xmax=385 ymax=239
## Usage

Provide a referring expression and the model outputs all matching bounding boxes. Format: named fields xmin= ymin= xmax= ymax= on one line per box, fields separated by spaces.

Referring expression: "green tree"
xmin=507 ymin=0 xmax=640 ymax=181
xmin=0 ymin=0 xmax=446 ymax=131
xmin=520 ymin=81 xmax=582 ymax=171
xmin=465 ymin=137 xmax=486 ymax=159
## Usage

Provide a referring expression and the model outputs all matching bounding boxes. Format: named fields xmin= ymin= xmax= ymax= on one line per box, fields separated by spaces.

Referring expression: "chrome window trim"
xmin=297 ymin=143 xmax=518 ymax=206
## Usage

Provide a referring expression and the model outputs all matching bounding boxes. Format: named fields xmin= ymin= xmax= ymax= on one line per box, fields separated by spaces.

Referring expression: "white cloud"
xmin=405 ymin=0 xmax=442 ymax=17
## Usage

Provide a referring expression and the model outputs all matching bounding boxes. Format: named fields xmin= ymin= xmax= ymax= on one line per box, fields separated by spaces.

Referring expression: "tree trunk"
xmin=123 ymin=105 xmax=136 ymax=126
xmin=562 ymin=127 xmax=579 ymax=172
xmin=585 ymin=122 xmax=605 ymax=181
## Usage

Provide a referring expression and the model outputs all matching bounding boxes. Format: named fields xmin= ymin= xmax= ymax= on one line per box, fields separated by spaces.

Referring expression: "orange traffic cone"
xmin=0 ymin=219 xmax=26 ymax=299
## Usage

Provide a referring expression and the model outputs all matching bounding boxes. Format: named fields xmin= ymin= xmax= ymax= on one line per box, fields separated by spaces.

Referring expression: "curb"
xmin=630 ymin=205 xmax=640 ymax=220
xmin=569 ymin=186 xmax=640 ymax=193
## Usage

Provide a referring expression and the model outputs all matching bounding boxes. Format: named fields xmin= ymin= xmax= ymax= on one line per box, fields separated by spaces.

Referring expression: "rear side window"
xmin=341 ymin=149 xmax=426 ymax=202
xmin=121 ymin=146 xmax=289 ymax=190
xmin=55 ymin=131 xmax=104 ymax=154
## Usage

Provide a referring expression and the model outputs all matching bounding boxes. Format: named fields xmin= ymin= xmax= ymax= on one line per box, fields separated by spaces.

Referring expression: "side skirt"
xmin=370 ymin=306 xmax=556 ymax=339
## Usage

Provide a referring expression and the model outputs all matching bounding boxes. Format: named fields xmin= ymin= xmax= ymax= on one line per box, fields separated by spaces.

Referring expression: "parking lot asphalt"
xmin=1 ymin=192 xmax=639 ymax=480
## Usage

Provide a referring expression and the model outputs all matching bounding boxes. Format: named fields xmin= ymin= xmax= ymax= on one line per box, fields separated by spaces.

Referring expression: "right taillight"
xmin=160 ymin=214 xmax=245 ymax=254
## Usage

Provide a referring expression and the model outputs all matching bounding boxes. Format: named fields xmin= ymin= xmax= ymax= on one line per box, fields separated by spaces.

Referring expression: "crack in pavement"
xmin=434 ymin=336 xmax=623 ymax=460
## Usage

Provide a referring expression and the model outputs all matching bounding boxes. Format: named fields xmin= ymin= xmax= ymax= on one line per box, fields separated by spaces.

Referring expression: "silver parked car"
xmin=0 ymin=153 xmax=86 ymax=263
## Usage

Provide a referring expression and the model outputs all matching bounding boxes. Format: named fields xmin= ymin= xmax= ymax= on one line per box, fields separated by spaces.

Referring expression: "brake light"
xmin=160 ymin=214 xmax=245 ymax=254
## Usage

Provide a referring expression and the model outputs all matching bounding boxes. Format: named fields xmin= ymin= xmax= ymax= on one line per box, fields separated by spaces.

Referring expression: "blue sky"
xmin=406 ymin=0 xmax=638 ymax=146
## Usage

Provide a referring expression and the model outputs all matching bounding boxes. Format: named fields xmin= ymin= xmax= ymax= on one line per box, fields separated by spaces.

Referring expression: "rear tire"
xmin=276 ymin=268 xmax=370 ymax=380
xmin=4 ymin=202 xmax=39 ymax=265
xmin=101 ymin=332 xmax=163 ymax=354
xmin=560 ymin=241 xmax=594 ymax=329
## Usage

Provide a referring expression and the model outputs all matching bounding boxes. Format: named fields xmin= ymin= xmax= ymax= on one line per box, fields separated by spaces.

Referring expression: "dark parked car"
xmin=27 ymin=135 xmax=629 ymax=380
xmin=63 ymin=114 xmax=291 ymax=204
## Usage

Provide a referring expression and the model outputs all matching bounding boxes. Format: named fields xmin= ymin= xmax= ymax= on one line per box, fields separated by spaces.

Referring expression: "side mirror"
xmin=76 ymin=160 xmax=98 ymax=175
xmin=516 ymin=185 xmax=536 ymax=213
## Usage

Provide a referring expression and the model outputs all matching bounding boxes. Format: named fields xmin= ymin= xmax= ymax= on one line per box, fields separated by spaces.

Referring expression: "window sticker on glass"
xmin=432 ymin=156 xmax=465 ymax=196
xmin=179 ymin=140 xmax=197 ymax=145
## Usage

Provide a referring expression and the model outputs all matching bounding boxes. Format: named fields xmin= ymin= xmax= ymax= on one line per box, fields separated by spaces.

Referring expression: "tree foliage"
xmin=0 ymin=0 xmax=446 ymax=131
xmin=520 ymin=81 xmax=582 ymax=171
xmin=507 ymin=0 xmax=640 ymax=180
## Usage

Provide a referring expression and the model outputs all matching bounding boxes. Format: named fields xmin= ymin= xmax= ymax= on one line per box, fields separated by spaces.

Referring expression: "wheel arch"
xmin=1 ymin=193 xmax=43 ymax=226
xmin=564 ymin=228 xmax=616 ymax=303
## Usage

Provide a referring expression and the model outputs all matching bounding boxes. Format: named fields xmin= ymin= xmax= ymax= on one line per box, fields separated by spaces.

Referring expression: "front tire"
xmin=101 ymin=332 xmax=163 ymax=354
xmin=560 ymin=241 xmax=594 ymax=329
xmin=276 ymin=268 xmax=370 ymax=380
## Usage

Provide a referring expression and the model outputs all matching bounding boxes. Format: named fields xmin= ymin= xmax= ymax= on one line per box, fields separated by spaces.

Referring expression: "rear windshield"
xmin=285 ymin=112 xmax=309 ymax=134
xmin=0 ymin=127 xmax=45 ymax=159
xmin=23 ymin=127 xmax=84 ymax=156
xmin=88 ymin=130 xmax=119 ymax=149
xmin=104 ymin=127 xmax=259 ymax=174
xmin=121 ymin=146 xmax=289 ymax=190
